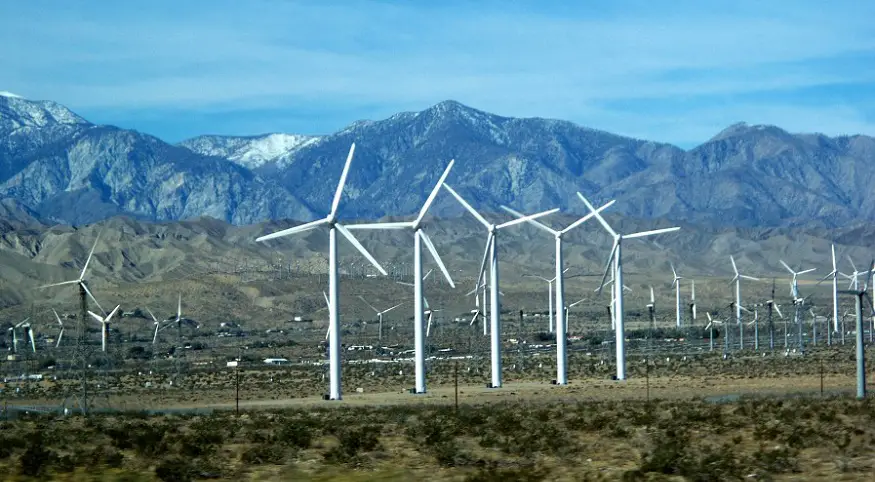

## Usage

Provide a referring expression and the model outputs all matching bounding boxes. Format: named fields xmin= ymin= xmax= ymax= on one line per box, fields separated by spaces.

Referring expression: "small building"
xmin=263 ymin=358 xmax=290 ymax=366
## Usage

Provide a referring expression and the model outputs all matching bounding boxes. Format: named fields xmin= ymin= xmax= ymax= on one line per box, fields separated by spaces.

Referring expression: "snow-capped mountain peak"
xmin=0 ymin=91 xmax=23 ymax=98
xmin=0 ymin=94 xmax=90 ymax=134
xmin=179 ymin=133 xmax=321 ymax=169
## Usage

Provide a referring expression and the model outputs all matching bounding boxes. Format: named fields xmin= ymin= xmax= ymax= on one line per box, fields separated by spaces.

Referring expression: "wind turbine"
xmin=348 ymin=161 xmax=456 ymax=395
xmin=444 ymin=184 xmax=557 ymax=389
xmin=705 ymin=313 xmax=723 ymax=352
xmin=502 ymin=200 xmax=614 ymax=385
xmin=689 ymin=280 xmax=697 ymax=325
xmin=22 ymin=320 xmax=36 ymax=353
xmin=523 ymin=268 xmax=570 ymax=334
xmin=818 ymin=244 xmax=841 ymax=337
xmin=255 ymin=144 xmax=388 ymax=401
xmin=837 ymin=260 xmax=875 ymax=399
xmin=52 ymin=310 xmax=65 ymax=348
xmin=670 ymin=263 xmax=683 ymax=328
xmin=8 ymin=318 xmax=29 ymax=354
xmin=780 ymin=260 xmax=815 ymax=353
xmin=358 ymin=296 xmax=404 ymax=342
xmin=729 ymin=256 xmax=759 ymax=350
xmin=578 ymin=192 xmax=680 ymax=380
xmin=842 ymin=256 xmax=871 ymax=291
xmin=40 ymin=232 xmax=106 ymax=315
xmin=87 ymin=305 xmax=121 ymax=353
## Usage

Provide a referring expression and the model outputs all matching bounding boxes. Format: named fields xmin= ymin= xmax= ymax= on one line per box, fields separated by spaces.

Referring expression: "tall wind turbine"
xmin=444 ymin=184 xmax=557 ymax=389
xmin=670 ymin=263 xmax=683 ymax=328
xmin=689 ymin=280 xmax=697 ymax=325
xmin=819 ymin=244 xmax=841 ymax=336
xmin=501 ymin=200 xmax=614 ymax=385
xmin=40 ymin=233 xmax=105 ymax=313
xmin=255 ymin=144 xmax=388 ymax=401
xmin=729 ymin=256 xmax=759 ymax=350
xmin=347 ymin=160 xmax=456 ymax=394
xmin=780 ymin=260 xmax=815 ymax=352
xmin=842 ymin=256 xmax=871 ymax=291
xmin=578 ymin=193 xmax=680 ymax=381
xmin=87 ymin=305 xmax=121 ymax=353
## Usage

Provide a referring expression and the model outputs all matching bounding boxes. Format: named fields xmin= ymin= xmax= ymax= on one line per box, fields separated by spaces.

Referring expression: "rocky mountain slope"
xmin=0 ymin=94 xmax=315 ymax=225
xmin=1 ymin=94 xmax=874 ymax=229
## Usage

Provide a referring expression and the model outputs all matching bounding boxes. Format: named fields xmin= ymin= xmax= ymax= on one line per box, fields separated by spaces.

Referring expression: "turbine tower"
xmin=819 ymin=244 xmax=841 ymax=335
xmin=501 ymin=200 xmax=614 ymax=385
xmin=255 ymin=144 xmax=388 ymax=401
xmin=347 ymin=160 xmax=456 ymax=394
xmin=670 ymin=262 xmax=683 ymax=328
xmin=578 ymin=192 xmax=680 ymax=380
xmin=444 ymin=184 xmax=557 ymax=388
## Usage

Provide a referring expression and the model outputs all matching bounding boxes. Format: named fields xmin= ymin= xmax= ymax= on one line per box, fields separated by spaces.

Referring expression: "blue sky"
xmin=3 ymin=0 xmax=875 ymax=147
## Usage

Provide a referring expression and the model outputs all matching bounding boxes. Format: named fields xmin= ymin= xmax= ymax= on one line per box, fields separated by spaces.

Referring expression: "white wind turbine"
xmin=358 ymin=296 xmax=404 ymax=342
xmin=146 ymin=308 xmax=163 ymax=345
xmin=729 ymin=256 xmax=759 ymax=350
xmin=347 ymin=160 xmax=456 ymax=395
xmin=255 ymin=143 xmax=388 ymax=401
xmin=523 ymin=268 xmax=570 ymax=334
xmin=502 ymin=200 xmax=614 ymax=385
xmin=818 ymin=244 xmax=841 ymax=335
xmin=689 ymin=280 xmax=697 ymax=324
xmin=780 ymin=259 xmax=815 ymax=351
xmin=22 ymin=320 xmax=36 ymax=353
xmin=705 ymin=313 xmax=723 ymax=352
xmin=40 ymin=232 xmax=106 ymax=315
xmin=670 ymin=262 xmax=683 ymax=327
xmin=7 ymin=318 xmax=28 ymax=354
xmin=87 ymin=305 xmax=121 ymax=353
xmin=444 ymin=184 xmax=557 ymax=389
xmin=578 ymin=193 xmax=680 ymax=380
xmin=52 ymin=309 xmax=65 ymax=348
xmin=842 ymin=257 xmax=872 ymax=291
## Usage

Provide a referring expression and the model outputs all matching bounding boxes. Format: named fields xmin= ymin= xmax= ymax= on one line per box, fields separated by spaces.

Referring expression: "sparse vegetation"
xmin=0 ymin=396 xmax=872 ymax=480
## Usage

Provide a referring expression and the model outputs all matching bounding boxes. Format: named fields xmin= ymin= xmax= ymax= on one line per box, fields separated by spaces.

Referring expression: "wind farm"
xmin=3 ymin=1 xmax=875 ymax=475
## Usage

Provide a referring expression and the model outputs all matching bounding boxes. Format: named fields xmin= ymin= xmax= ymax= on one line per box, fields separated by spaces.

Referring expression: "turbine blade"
xmin=730 ymin=255 xmax=738 ymax=276
xmin=475 ymin=232 xmax=494 ymax=291
xmin=345 ymin=221 xmax=414 ymax=230
xmin=87 ymin=311 xmax=104 ymax=323
xmin=797 ymin=268 xmax=816 ymax=275
xmin=847 ymin=255 xmax=858 ymax=273
xmin=329 ymin=143 xmax=356 ymax=217
xmin=336 ymin=224 xmax=388 ymax=276
xmin=256 ymin=217 xmax=329 ymax=242
xmin=81 ymin=282 xmax=105 ymax=315
xmin=624 ymin=226 xmax=681 ymax=239
xmin=53 ymin=309 xmax=62 ymax=325
xmin=670 ymin=262 xmax=678 ymax=279
xmin=358 ymin=295 xmax=380 ymax=314
xmin=323 ymin=290 xmax=331 ymax=308
xmin=382 ymin=302 xmax=404 ymax=314
xmin=774 ymin=304 xmax=783 ymax=318
xmin=500 ymin=205 xmax=557 ymax=235
xmin=597 ymin=239 xmax=619 ymax=296
xmin=146 ymin=307 xmax=159 ymax=323
xmin=576 ymin=192 xmax=617 ymax=237
xmin=415 ymin=159 xmax=455 ymax=227
xmin=740 ymin=275 xmax=760 ymax=281
xmin=831 ymin=244 xmax=837 ymax=270
xmin=79 ymin=230 xmax=102 ymax=280
xmin=443 ymin=184 xmax=491 ymax=228
xmin=497 ymin=208 xmax=559 ymax=230
xmin=105 ymin=304 xmax=122 ymax=322
xmin=40 ymin=279 xmax=80 ymax=289
xmin=419 ymin=231 xmax=455 ymax=288
xmin=562 ymin=199 xmax=617 ymax=235
xmin=779 ymin=260 xmax=794 ymax=275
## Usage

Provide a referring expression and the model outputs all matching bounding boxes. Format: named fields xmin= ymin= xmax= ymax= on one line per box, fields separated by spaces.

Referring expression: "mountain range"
xmin=1 ymin=92 xmax=874 ymax=229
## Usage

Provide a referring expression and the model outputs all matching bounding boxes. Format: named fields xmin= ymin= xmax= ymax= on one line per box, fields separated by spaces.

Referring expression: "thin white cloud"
xmin=1 ymin=0 xmax=873 ymax=144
